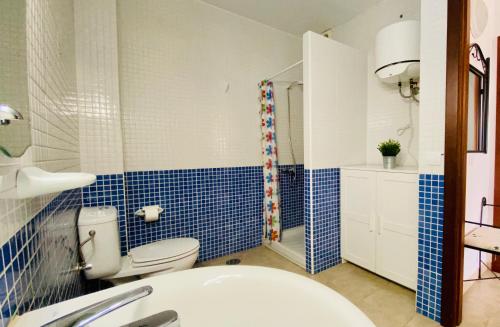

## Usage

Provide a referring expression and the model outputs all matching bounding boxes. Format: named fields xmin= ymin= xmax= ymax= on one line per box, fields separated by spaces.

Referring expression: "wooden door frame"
xmin=493 ymin=37 xmax=500 ymax=272
xmin=442 ymin=0 xmax=470 ymax=326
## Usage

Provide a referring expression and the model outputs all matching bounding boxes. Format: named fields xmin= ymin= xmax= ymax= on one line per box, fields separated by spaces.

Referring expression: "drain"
xmin=226 ymin=258 xmax=241 ymax=265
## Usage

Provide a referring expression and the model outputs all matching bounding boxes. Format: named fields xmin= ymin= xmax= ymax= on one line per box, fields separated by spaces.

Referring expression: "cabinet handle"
xmin=378 ymin=216 xmax=383 ymax=235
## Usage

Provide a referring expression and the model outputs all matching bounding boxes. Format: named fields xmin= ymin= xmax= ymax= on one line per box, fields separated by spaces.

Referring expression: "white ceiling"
xmin=201 ymin=0 xmax=383 ymax=36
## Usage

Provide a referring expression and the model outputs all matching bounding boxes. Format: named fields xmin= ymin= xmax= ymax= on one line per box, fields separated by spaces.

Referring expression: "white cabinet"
xmin=340 ymin=170 xmax=377 ymax=271
xmin=341 ymin=167 xmax=418 ymax=290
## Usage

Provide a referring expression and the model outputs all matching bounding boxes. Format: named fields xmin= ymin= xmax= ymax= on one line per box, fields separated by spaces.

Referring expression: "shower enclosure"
xmin=258 ymin=32 xmax=367 ymax=275
xmin=261 ymin=61 xmax=305 ymax=268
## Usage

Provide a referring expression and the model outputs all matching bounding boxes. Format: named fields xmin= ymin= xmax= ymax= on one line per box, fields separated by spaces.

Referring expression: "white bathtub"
xmin=12 ymin=266 xmax=375 ymax=327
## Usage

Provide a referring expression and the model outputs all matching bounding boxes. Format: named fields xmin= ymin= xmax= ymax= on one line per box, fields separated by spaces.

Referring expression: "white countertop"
xmin=340 ymin=165 xmax=419 ymax=174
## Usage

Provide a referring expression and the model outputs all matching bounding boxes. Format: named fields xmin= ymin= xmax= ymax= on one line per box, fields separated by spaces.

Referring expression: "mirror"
xmin=467 ymin=44 xmax=489 ymax=153
xmin=0 ymin=0 xmax=31 ymax=157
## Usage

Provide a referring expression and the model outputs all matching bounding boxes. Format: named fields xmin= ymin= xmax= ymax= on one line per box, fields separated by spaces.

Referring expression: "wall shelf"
xmin=0 ymin=147 xmax=96 ymax=199
xmin=340 ymin=165 xmax=418 ymax=174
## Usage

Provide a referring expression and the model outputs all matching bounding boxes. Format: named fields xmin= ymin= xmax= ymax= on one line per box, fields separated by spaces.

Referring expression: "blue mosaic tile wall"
xmin=311 ymin=168 xmax=341 ymax=273
xmin=81 ymin=165 xmax=307 ymax=267
xmin=278 ymin=164 xmax=304 ymax=230
xmin=0 ymin=189 xmax=84 ymax=327
xmin=82 ymin=174 xmax=128 ymax=255
xmin=125 ymin=167 xmax=264 ymax=261
xmin=304 ymin=170 xmax=312 ymax=273
xmin=304 ymin=168 xmax=342 ymax=274
xmin=416 ymin=174 xmax=444 ymax=322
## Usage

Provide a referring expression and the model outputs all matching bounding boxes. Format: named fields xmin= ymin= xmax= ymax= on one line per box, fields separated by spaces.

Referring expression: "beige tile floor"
xmin=198 ymin=246 xmax=500 ymax=327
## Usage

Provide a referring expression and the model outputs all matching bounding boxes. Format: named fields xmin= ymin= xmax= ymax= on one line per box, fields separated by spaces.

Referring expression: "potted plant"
xmin=377 ymin=139 xmax=401 ymax=169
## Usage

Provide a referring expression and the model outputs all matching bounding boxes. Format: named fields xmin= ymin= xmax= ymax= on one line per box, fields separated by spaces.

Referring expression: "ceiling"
xmin=201 ymin=0 xmax=383 ymax=36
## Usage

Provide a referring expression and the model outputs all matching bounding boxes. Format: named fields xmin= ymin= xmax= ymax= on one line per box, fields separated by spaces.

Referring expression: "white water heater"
xmin=375 ymin=20 xmax=420 ymax=84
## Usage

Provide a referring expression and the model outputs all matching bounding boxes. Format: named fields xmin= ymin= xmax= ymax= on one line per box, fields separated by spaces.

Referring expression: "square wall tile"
xmin=416 ymin=174 xmax=444 ymax=322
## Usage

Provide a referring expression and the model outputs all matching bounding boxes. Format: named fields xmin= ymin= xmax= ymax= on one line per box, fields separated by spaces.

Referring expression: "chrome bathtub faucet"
xmin=40 ymin=285 xmax=172 ymax=327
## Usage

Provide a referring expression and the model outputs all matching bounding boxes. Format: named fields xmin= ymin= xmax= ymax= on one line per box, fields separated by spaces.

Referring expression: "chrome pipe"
xmin=41 ymin=286 xmax=154 ymax=327
xmin=79 ymin=230 xmax=96 ymax=248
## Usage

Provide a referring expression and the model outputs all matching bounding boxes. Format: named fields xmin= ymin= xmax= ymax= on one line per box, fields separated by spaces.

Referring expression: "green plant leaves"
xmin=377 ymin=139 xmax=401 ymax=156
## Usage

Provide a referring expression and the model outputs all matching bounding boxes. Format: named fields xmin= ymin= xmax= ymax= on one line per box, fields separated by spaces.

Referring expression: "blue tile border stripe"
xmin=0 ymin=168 xmax=444 ymax=326
xmin=416 ymin=174 xmax=444 ymax=322
xmin=305 ymin=168 xmax=341 ymax=274
xmin=0 ymin=189 xmax=84 ymax=327
xmin=311 ymin=168 xmax=341 ymax=273
xmin=82 ymin=174 xmax=128 ymax=255
xmin=82 ymin=166 xmax=310 ymax=266
xmin=81 ymin=168 xmax=267 ymax=262
xmin=304 ymin=169 xmax=312 ymax=273
xmin=124 ymin=167 xmax=264 ymax=261
xmin=278 ymin=164 xmax=304 ymax=230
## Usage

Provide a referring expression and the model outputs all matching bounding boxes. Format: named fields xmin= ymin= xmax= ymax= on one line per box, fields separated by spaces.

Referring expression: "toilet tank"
xmin=78 ymin=206 xmax=121 ymax=279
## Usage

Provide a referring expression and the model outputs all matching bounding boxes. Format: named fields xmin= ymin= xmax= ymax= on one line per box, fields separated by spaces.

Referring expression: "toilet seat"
xmin=129 ymin=238 xmax=199 ymax=268
xmin=104 ymin=238 xmax=200 ymax=280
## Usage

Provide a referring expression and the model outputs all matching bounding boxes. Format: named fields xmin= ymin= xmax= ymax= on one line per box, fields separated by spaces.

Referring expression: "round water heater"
xmin=375 ymin=20 xmax=420 ymax=84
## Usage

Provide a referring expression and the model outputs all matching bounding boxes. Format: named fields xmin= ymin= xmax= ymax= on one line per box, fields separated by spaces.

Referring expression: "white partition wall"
xmin=303 ymin=31 xmax=367 ymax=273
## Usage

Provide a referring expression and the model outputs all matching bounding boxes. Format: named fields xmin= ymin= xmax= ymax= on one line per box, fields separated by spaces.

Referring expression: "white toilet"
xmin=78 ymin=206 xmax=199 ymax=284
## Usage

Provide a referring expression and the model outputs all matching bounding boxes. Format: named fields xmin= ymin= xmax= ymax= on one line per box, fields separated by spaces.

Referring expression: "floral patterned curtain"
xmin=259 ymin=80 xmax=281 ymax=242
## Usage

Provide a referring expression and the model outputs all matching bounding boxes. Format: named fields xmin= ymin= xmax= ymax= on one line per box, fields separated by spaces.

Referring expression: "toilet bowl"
xmin=105 ymin=238 xmax=200 ymax=284
xmin=78 ymin=206 xmax=199 ymax=284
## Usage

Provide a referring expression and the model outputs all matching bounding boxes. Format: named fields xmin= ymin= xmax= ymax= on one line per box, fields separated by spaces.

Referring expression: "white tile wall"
xmin=28 ymin=0 xmax=80 ymax=173
xmin=303 ymin=31 xmax=367 ymax=170
xmin=332 ymin=0 xmax=421 ymax=168
xmin=116 ymin=0 xmax=301 ymax=171
xmin=0 ymin=0 xmax=80 ymax=246
xmin=273 ymin=68 xmax=304 ymax=165
xmin=0 ymin=199 xmax=31 ymax=247
xmin=0 ymin=0 xmax=30 ymax=157
xmin=74 ymin=0 xmax=124 ymax=175
xmin=418 ymin=0 xmax=447 ymax=174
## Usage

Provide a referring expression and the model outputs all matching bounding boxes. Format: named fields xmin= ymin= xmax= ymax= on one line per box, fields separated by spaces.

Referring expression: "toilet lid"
xmin=129 ymin=238 xmax=200 ymax=264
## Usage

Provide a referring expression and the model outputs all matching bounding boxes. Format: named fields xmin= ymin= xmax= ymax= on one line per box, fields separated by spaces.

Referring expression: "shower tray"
xmin=265 ymin=225 xmax=305 ymax=269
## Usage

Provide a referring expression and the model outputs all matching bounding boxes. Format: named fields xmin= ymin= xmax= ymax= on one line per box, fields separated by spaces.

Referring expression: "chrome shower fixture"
xmin=0 ymin=104 xmax=24 ymax=125
xmin=287 ymin=81 xmax=303 ymax=89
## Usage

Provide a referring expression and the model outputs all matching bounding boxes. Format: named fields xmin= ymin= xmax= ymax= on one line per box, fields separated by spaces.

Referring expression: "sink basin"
xmin=12 ymin=266 xmax=375 ymax=327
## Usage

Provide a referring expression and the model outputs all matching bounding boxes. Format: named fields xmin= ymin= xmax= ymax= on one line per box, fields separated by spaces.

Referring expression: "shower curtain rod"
xmin=266 ymin=60 xmax=303 ymax=81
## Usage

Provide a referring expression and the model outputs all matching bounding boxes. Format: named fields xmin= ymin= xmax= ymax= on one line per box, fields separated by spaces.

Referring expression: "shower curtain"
xmin=259 ymin=80 xmax=281 ymax=242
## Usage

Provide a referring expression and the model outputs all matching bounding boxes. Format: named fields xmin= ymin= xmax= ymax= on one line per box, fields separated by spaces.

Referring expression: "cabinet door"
xmin=341 ymin=170 xmax=377 ymax=271
xmin=376 ymin=172 xmax=418 ymax=290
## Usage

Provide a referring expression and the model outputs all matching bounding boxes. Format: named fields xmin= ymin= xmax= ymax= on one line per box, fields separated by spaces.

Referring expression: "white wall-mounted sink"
xmin=12 ymin=266 xmax=375 ymax=327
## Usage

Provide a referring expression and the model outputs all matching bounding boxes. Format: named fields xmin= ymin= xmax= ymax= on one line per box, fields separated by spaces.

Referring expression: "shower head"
xmin=287 ymin=81 xmax=303 ymax=89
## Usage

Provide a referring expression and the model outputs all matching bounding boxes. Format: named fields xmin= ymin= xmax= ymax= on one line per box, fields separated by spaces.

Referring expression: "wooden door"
xmin=493 ymin=37 xmax=500 ymax=272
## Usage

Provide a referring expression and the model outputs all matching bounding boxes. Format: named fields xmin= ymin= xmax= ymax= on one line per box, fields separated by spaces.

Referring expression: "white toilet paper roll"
xmin=143 ymin=205 xmax=160 ymax=222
